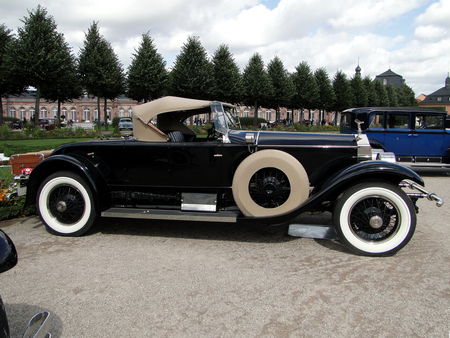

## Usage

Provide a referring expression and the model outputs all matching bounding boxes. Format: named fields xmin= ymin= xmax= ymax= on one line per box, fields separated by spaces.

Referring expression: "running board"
xmin=101 ymin=207 xmax=238 ymax=223
xmin=288 ymin=224 xmax=337 ymax=240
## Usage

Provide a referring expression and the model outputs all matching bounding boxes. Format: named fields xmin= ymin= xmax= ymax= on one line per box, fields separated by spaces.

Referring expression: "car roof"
xmin=133 ymin=96 xmax=233 ymax=123
xmin=132 ymin=96 xmax=234 ymax=142
xmin=343 ymin=107 xmax=446 ymax=115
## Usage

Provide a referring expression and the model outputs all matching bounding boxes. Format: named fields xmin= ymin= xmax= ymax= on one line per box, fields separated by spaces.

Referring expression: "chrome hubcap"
xmin=369 ymin=215 xmax=383 ymax=229
xmin=56 ymin=201 xmax=67 ymax=213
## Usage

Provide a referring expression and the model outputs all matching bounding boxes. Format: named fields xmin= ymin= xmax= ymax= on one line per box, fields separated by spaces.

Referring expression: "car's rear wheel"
xmin=36 ymin=171 xmax=96 ymax=236
xmin=232 ymin=150 xmax=309 ymax=217
xmin=333 ymin=182 xmax=416 ymax=256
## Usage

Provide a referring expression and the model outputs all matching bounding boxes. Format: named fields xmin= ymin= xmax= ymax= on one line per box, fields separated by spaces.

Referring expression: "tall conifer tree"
xmin=267 ymin=56 xmax=294 ymax=121
xmin=291 ymin=62 xmax=319 ymax=123
xmin=13 ymin=6 xmax=66 ymax=125
xmin=242 ymin=53 xmax=273 ymax=126
xmin=211 ymin=44 xmax=242 ymax=104
xmin=168 ymin=36 xmax=212 ymax=100
xmin=127 ymin=33 xmax=167 ymax=103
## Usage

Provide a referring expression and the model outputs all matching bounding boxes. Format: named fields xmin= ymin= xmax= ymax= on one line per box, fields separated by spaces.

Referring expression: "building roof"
xmin=420 ymin=75 xmax=450 ymax=105
xmin=376 ymin=69 xmax=401 ymax=78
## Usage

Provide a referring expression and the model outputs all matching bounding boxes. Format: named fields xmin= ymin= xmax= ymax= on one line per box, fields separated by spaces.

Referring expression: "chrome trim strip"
xmin=258 ymin=145 xmax=357 ymax=149
xmin=102 ymin=208 xmax=238 ymax=222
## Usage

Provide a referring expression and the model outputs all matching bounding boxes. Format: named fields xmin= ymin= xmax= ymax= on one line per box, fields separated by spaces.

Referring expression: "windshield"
xmin=210 ymin=102 xmax=239 ymax=135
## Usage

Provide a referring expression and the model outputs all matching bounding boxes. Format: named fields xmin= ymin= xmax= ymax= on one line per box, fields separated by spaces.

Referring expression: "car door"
xmin=365 ymin=111 xmax=386 ymax=148
xmin=384 ymin=112 xmax=413 ymax=160
xmin=167 ymin=141 xmax=227 ymax=188
xmin=412 ymin=113 xmax=445 ymax=161
xmin=118 ymin=141 xmax=170 ymax=187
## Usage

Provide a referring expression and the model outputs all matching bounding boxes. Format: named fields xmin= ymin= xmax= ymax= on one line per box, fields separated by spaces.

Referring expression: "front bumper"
xmin=400 ymin=180 xmax=444 ymax=207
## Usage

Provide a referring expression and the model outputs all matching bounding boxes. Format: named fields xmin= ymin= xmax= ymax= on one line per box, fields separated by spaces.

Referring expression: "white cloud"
xmin=414 ymin=25 xmax=447 ymax=40
xmin=329 ymin=0 xmax=426 ymax=29
xmin=1 ymin=0 xmax=449 ymax=95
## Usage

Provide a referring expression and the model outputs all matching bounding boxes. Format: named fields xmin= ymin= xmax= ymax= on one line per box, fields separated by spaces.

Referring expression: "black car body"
xmin=19 ymin=97 xmax=443 ymax=256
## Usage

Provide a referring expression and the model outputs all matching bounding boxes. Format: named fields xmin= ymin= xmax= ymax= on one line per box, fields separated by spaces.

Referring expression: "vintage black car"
xmin=19 ymin=97 xmax=443 ymax=256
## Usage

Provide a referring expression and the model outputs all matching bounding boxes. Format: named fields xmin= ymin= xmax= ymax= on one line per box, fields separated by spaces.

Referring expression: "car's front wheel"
xmin=36 ymin=171 xmax=96 ymax=236
xmin=333 ymin=182 xmax=416 ymax=256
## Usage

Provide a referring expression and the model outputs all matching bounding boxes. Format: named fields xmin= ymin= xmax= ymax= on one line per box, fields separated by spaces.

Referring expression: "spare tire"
xmin=232 ymin=149 xmax=309 ymax=217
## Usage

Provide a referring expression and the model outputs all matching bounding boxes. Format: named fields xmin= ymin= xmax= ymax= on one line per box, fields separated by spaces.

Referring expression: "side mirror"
xmin=0 ymin=230 xmax=18 ymax=273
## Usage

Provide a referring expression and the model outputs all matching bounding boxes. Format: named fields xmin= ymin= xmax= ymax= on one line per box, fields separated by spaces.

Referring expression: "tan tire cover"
xmin=232 ymin=149 xmax=309 ymax=217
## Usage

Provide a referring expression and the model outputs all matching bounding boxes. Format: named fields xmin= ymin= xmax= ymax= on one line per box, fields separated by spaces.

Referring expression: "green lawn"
xmin=0 ymin=166 xmax=11 ymax=183
xmin=0 ymin=138 xmax=94 ymax=157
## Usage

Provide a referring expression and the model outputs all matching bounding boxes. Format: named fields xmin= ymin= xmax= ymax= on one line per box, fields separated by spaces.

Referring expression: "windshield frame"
xmin=210 ymin=102 xmax=239 ymax=139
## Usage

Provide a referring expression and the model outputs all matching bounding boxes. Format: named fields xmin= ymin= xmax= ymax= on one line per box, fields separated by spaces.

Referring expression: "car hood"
xmin=228 ymin=130 xmax=357 ymax=147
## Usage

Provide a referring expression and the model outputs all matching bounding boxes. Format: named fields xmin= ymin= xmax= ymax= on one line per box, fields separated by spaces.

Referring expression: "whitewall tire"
xmin=36 ymin=171 xmax=96 ymax=236
xmin=333 ymin=182 xmax=416 ymax=256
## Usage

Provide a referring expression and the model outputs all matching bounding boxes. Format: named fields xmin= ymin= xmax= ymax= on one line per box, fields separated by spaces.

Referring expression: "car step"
xmin=288 ymin=224 xmax=337 ymax=240
xmin=101 ymin=207 xmax=238 ymax=223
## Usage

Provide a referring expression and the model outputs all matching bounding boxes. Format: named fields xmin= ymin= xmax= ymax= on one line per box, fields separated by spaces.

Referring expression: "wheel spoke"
xmin=350 ymin=196 xmax=400 ymax=241
xmin=249 ymin=167 xmax=291 ymax=208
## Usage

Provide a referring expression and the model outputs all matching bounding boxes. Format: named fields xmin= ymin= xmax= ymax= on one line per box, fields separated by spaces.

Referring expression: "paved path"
xmin=1 ymin=176 xmax=449 ymax=337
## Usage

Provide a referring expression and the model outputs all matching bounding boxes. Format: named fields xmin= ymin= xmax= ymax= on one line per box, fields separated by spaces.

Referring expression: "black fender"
xmin=240 ymin=160 xmax=424 ymax=224
xmin=25 ymin=154 xmax=110 ymax=212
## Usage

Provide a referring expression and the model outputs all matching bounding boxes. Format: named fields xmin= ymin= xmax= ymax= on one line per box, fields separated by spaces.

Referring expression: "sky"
xmin=1 ymin=0 xmax=449 ymax=95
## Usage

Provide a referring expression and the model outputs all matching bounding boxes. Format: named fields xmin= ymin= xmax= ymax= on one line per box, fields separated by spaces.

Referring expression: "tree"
xmin=267 ymin=56 xmax=294 ymax=121
xmin=333 ymin=71 xmax=353 ymax=110
xmin=363 ymin=76 xmax=378 ymax=107
xmin=79 ymin=22 xmax=125 ymax=126
xmin=127 ymin=33 xmax=167 ymax=103
xmin=40 ymin=34 xmax=81 ymax=127
xmin=396 ymin=84 xmax=416 ymax=106
xmin=386 ymin=84 xmax=398 ymax=107
xmin=242 ymin=53 xmax=273 ymax=126
xmin=12 ymin=6 xmax=67 ymax=125
xmin=291 ymin=61 xmax=319 ymax=123
xmin=332 ymin=71 xmax=353 ymax=123
xmin=211 ymin=44 xmax=242 ymax=104
xmin=350 ymin=73 xmax=368 ymax=107
xmin=374 ymin=80 xmax=389 ymax=106
xmin=168 ymin=36 xmax=212 ymax=100
xmin=0 ymin=24 xmax=26 ymax=126
xmin=314 ymin=68 xmax=335 ymax=123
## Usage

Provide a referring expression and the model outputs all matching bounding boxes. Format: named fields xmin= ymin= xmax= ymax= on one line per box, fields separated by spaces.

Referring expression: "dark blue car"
xmin=340 ymin=107 xmax=450 ymax=170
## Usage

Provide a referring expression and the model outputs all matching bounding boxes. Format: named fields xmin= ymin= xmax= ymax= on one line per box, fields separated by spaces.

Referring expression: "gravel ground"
xmin=1 ymin=176 xmax=449 ymax=337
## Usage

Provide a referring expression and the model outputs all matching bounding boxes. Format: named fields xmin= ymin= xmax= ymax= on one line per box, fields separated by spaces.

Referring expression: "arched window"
xmin=128 ymin=107 xmax=133 ymax=117
xmin=29 ymin=108 xmax=35 ymax=120
xmin=61 ymin=107 xmax=67 ymax=119
xmin=40 ymin=107 xmax=47 ymax=119
xmin=52 ymin=107 xmax=58 ymax=118
xmin=19 ymin=107 xmax=25 ymax=120
xmin=106 ymin=107 xmax=111 ymax=120
xmin=83 ymin=108 xmax=90 ymax=122
xmin=70 ymin=107 xmax=77 ymax=121
xmin=9 ymin=107 xmax=16 ymax=118
xmin=119 ymin=108 xmax=125 ymax=117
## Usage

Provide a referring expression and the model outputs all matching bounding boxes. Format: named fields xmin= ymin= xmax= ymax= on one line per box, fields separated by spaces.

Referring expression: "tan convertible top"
xmin=132 ymin=96 xmax=215 ymax=142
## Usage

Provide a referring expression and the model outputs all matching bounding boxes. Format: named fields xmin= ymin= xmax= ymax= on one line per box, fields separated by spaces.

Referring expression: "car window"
xmin=387 ymin=114 xmax=410 ymax=129
xmin=368 ymin=113 xmax=385 ymax=129
xmin=415 ymin=114 xmax=444 ymax=130
xmin=340 ymin=113 xmax=351 ymax=129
